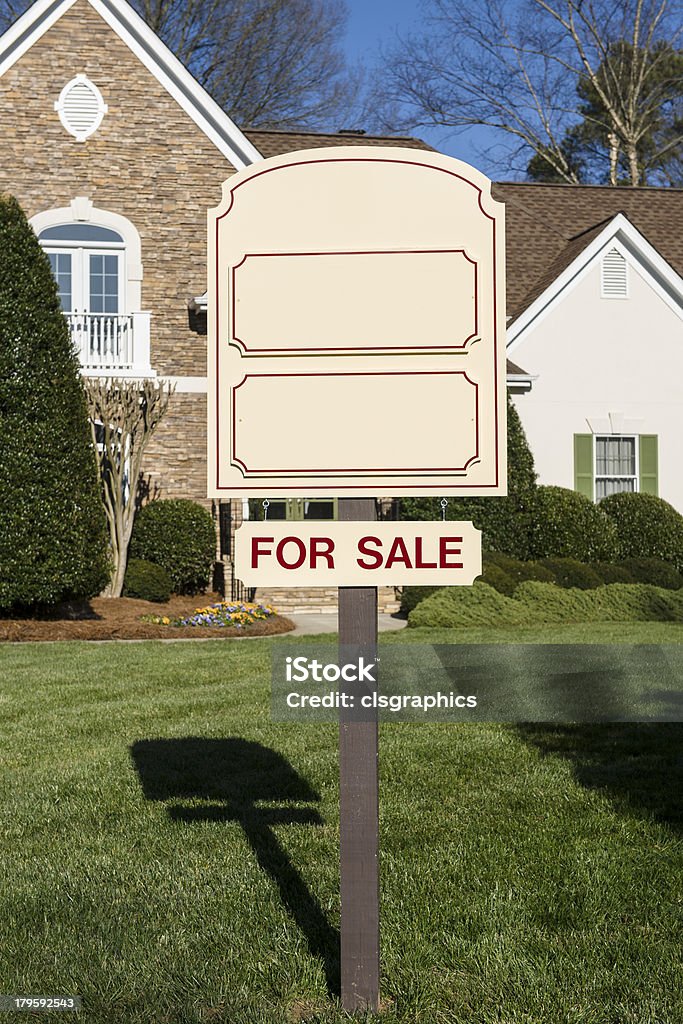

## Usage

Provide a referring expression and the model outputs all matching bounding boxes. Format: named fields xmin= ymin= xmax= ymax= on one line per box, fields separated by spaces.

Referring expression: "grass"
xmin=0 ymin=634 xmax=681 ymax=1023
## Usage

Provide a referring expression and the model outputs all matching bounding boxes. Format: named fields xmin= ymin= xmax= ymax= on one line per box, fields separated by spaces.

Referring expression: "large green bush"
xmin=400 ymin=395 xmax=537 ymax=559
xmin=0 ymin=195 xmax=109 ymax=611
xmin=485 ymin=552 xmax=556 ymax=588
xmin=408 ymin=580 xmax=683 ymax=628
xmin=600 ymin=493 xmax=683 ymax=571
xmin=130 ymin=499 xmax=216 ymax=594
xmin=530 ymin=485 xmax=617 ymax=562
xmin=591 ymin=561 xmax=632 ymax=584
xmin=123 ymin=559 xmax=172 ymax=603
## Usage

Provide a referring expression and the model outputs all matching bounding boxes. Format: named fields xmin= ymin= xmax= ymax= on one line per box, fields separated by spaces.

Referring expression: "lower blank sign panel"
xmin=232 ymin=371 xmax=478 ymax=477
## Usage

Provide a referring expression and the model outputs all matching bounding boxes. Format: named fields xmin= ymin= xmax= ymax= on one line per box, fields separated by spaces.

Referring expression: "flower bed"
xmin=143 ymin=600 xmax=277 ymax=630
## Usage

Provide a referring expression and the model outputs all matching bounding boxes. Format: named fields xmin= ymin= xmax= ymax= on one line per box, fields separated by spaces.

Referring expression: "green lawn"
xmin=0 ymin=634 xmax=681 ymax=1023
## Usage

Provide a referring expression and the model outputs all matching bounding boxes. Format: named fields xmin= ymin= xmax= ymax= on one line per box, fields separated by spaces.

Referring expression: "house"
xmin=1 ymin=0 xmax=680 ymax=611
xmin=495 ymin=183 xmax=683 ymax=512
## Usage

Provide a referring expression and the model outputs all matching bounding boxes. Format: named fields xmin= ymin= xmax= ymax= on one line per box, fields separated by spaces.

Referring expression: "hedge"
xmin=408 ymin=581 xmax=683 ymax=628
xmin=618 ymin=558 xmax=683 ymax=590
xmin=130 ymin=499 xmax=216 ymax=594
xmin=537 ymin=557 xmax=602 ymax=590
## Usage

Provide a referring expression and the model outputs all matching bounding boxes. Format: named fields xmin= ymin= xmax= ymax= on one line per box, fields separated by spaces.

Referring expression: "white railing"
xmin=66 ymin=312 xmax=153 ymax=376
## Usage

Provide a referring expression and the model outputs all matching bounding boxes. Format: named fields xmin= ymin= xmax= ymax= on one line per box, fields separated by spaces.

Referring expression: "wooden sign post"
xmin=338 ymin=497 xmax=380 ymax=1011
xmin=207 ymin=146 xmax=506 ymax=1013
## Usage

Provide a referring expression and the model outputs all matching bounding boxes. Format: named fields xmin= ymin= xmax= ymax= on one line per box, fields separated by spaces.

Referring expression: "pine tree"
xmin=0 ymin=195 xmax=109 ymax=610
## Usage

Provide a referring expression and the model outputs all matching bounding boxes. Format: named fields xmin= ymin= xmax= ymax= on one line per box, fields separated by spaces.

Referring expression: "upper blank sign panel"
xmin=208 ymin=147 xmax=507 ymax=497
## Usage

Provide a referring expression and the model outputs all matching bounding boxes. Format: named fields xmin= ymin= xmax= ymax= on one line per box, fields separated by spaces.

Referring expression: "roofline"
xmin=495 ymin=180 xmax=683 ymax=194
xmin=507 ymin=212 xmax=683 ymax=352
xmin=0 ymin=0 xmax=262 ymax=169
xmin=247 ymin=127 xmax=431 ymax=145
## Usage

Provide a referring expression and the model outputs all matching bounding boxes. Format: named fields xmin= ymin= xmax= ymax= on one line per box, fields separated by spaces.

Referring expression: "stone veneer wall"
xmin=0 ymin=0 xmax=238 ymax=505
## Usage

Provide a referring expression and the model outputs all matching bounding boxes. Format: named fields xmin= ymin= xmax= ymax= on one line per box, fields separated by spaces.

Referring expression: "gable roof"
xmin=493 ymin=181 xmax=683 ymax=320
xmin=0 ymin=0 xmax=262 ymax=168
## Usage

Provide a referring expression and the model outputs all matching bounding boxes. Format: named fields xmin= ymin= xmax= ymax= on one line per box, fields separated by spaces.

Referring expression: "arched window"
xmin=38 ymin=223 xmax=125 ymax=315
xmin=30 ymin=200 xmax=151 ymax=375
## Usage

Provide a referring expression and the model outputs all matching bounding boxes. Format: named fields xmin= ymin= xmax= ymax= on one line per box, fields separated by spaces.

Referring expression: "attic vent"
xmin=54 ymin=75 xmax=108 ymax=141
xmin=601 ymin=247 xmax=628 ymax=298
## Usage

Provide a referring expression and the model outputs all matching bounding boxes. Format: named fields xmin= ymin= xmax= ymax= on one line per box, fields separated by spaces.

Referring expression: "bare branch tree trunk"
xmin=84 ymin=378 xmax=174 ymax=598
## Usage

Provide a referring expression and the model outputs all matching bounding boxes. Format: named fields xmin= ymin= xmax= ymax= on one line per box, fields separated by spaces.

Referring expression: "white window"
xmin=39 ymin=223 xmax=125 ymax=315
xmin=595 ymin=435 xmax=638 ymax=500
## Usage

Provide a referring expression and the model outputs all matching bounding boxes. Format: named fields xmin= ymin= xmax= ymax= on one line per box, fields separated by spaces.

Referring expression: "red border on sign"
xmin=213 ymin=155 xmax=501 ymax=493
xmin=230 ymin=249 xmax=479 ymax=354
xmin=230 ymin=370 xmax=479 ymax=476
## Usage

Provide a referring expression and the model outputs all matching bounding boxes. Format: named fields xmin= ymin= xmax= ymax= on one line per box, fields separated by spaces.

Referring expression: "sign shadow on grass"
xmin=130 ymin=737 xmax=340 ymax=995
xmin=517 ymin=722 xmax=683 ymax=832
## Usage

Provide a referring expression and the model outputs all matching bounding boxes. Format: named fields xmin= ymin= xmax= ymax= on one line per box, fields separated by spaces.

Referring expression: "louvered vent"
xmin=601 ymin=247 xmax=628 ymax=298
xmin=54 ymin=75 xmax=107 ymax=141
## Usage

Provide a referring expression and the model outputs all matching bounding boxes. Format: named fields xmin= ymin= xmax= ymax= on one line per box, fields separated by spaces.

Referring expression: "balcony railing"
xmin=66 ymin=312 xmax=153 ymax=376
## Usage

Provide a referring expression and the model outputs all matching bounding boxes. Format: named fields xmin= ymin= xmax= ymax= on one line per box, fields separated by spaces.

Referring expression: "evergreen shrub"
xmin=538 ymin=557 xmax=602 ymax=589
xmin=600 ymin=493 xmax=683 ymax=571
xmin=123 ymin=559 xmax=172 ymax=603
xmin=530 ymin=485 xmax=616 ymax=562
xmin=591 ymin=562 xmax=632 ymax=584
xmin=130 ymin=499 xmax=216 ymax=594
xmin=400 ymin=396 xmax=537 ymax=558
xmin=617 ymin=557 xmax=683 ymax=590
xmin=0 ymin=195 xmax=109 ymax=611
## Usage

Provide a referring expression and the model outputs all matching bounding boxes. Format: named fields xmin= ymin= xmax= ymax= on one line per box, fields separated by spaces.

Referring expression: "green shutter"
xmin=639 ymin=435 xmax=658 ymax=495
xmin=574 ymin=434 xmax=594 ymax=500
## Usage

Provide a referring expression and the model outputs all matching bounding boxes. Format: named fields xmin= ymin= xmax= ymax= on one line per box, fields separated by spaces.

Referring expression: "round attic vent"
xmin=54 ymin=74 xmax=108 ymax=141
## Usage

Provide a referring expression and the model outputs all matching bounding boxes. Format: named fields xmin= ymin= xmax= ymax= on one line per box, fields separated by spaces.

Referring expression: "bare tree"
xmin=371 ymin=0 xmax=683 ymax=184
xmin=84 ymin=378 xmax=174 ymax=598
xmin=0 ymin=0 xmax=356 ymax=130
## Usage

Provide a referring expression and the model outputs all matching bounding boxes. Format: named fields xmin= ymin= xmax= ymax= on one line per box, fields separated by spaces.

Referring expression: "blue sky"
xmin=342 ymin=0 xmax=505 ymax=179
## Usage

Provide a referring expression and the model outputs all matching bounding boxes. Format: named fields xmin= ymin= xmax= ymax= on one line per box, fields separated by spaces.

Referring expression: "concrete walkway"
xmin=286 ymin=612 xmax=408 ymax=636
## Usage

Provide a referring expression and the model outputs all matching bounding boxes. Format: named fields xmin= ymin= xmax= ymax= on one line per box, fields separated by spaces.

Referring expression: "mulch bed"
xmin=0 ymin=594 xmax=294 ymax=642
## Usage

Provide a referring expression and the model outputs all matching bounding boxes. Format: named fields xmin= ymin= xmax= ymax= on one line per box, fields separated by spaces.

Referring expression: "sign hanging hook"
xmin=263 ymin=499 xmax=270 ymax=521
xmin=440 ymin=498 xmax=448 ymax=522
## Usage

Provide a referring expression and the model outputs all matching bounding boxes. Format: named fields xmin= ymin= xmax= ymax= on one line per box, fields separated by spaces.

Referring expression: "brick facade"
xmin=0 ymin=0 xmax=239 ymax=506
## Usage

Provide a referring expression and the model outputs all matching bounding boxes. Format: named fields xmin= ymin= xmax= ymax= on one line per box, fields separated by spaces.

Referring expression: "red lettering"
xmin=439 ymin=536 xmax=463 ymax=569
xmin=251 ymin=536 xmax=274 ymax=569
xmin=415 ymin=537 xmax=437 ymax=569
xmin=357 ymin=536 xmax=383 ymax=570
xmin=276 ymin=536 xmax=307 ymax=570
xmin=310 ymin=536 xmax=335 ymax=569
xmin=385 ymin=536 xmax=411 ymax=569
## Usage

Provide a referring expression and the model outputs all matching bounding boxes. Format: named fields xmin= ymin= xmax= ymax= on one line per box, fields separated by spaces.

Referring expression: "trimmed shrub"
xmin=600 ymin=492 xmax=683 ymax=571
xmin=400 ymin=586 xmax=441 ymax=615
xmin=486 ymin=552 xmax=556 ymax=588
xmin=400 ymin=396 xmax=537 ymax=559
xmin=479 ymin=563 xmax=517 ymax=596
xmin=408 ymin=580 xmax=683 ymax=628
xmin=617 ymin=557 xmax=683 ymax=590
xmin=409 ymin=582 xmax=530 ymax=628
xmin=538 ymin=557 xmax=602 ymax=590
xmin=591 ymin=562 xmax=632 ymax=584
xmin=530 ymin=485 xmax=617 ymax=562
xmin=130 ymin=499 xmax=216 ymax=594
xmin=123 ymin=559 xmax=172 ymax=603
xmin=0 ymin=195 xmax=110 ymax=611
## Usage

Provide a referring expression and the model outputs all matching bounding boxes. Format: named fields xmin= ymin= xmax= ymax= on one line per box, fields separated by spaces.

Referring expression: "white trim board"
xmin=0 ymin=0 xmax=262 ymax=169
xmin=506 ymin=213 xmax=683 ymax=355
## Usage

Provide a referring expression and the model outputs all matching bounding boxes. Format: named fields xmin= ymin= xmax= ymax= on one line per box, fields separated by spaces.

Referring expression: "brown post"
xmin=338 ymin=497 xmax=380 ymax=1012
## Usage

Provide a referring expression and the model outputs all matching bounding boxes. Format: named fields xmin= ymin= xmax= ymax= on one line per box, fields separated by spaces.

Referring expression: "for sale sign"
xmin=207 ymin=146 xmax=507 ymax=498
xmin=234 ymin=521 xmax=481 ymax=587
